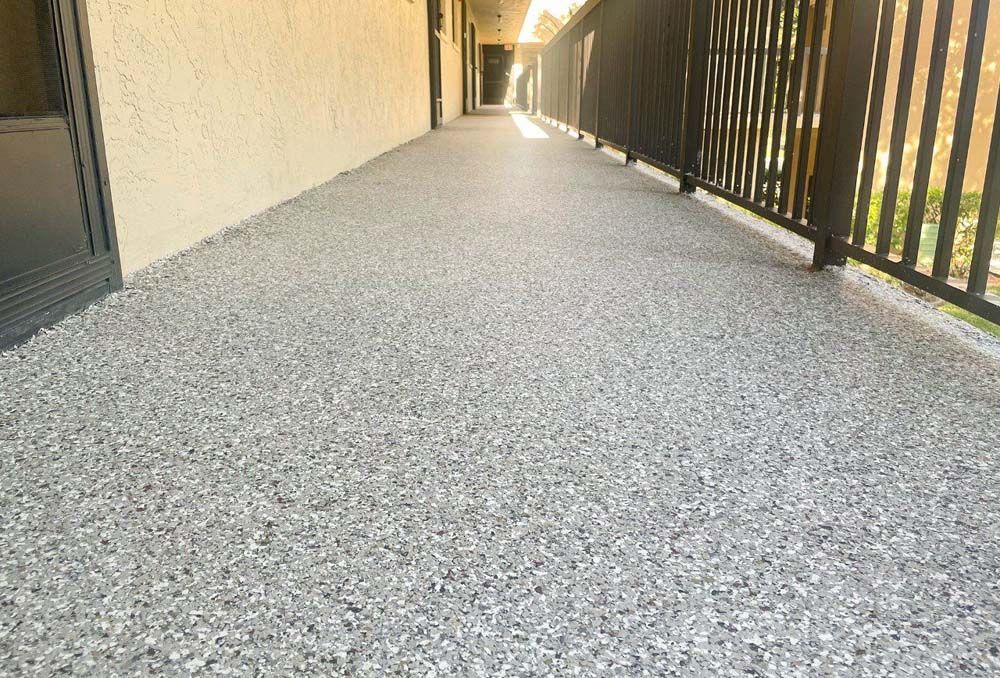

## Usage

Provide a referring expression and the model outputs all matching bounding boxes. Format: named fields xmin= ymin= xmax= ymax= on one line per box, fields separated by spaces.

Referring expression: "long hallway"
xmin=2 ymin=108 xmax=1000 ymax=675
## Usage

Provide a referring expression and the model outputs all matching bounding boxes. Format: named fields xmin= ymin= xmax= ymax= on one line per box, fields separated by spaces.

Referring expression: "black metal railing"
xmin=539 ymin=0 xmax=1000 ymax=325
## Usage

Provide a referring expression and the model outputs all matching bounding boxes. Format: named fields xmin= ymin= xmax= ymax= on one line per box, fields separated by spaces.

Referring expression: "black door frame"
xmin=471 ymin=23 xmax=478 ymax=109
xmin=461 ymin=0 xmax=468 ymax=114
xmin=1 ymin=0 xmax=122 ymax=349
xmin=482 ymin=44 xmax=512 ymax=106
xmin=426 ymin=0 xmax=442 ymax=129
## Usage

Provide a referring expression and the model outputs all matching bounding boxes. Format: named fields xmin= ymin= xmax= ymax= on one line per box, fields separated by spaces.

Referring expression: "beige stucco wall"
xmin=466 ymin=4 xmax=484 ymax=110
xmin=85 ymin=0 xmax=431 ymax=276
xmin=437 ymin=0 xmax=483 ymax=120
xmin=440 ymin=36 xmax=465 ymax=123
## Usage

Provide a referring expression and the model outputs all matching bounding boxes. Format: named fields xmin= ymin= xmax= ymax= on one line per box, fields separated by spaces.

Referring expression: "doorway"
xmin=461 ymin=0 xmax=468 ymax=114
xmin=1 ymin=0 xmax=120 ymax=349
xmin=482 ymin=45 xmax=512 ymax=106
xmin=426 ymin=0 xmax=442 ymax=128
xmin=470 ymin=24 xmax=478 ymax=109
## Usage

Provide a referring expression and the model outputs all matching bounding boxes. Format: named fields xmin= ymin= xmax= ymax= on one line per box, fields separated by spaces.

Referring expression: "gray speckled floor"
xmin=3 ymin=108 xmax=1000 ymax=676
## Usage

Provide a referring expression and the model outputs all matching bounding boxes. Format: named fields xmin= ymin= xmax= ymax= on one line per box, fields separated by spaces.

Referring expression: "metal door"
xmin=461 ymin=0 xmax=468 ymax=113
xmin=482 ymin=45 xmax=511 ymax=105
xmin=426 ymin=0 xmax=442 ymax=128
xmin=0 ymin=0 xmax=120 ymax=348
xmin=471 ymin=24 xmax=478 ymax=108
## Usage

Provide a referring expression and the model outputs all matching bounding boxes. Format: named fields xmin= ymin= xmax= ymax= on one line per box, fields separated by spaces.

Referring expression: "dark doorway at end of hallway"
xmin=482 ymin=45 xmax=512 ymax=106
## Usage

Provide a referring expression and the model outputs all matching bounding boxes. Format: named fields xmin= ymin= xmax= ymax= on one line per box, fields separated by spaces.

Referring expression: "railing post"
xmin=810 ymin=0 xmax=879 ymax=268
xmin=624 ymin=0 xmax=640 ymax=163
xmin=578 ymin=24 xmax=586 ymax=139
xmin=594 ymin=1 xmax=605 ymax=147
xmin=679 ymin=0 xmax=711 ymax=194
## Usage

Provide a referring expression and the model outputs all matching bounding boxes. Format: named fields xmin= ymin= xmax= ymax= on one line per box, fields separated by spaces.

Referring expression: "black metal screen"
xmin=0 ymin=0 xmax=65 ymax=118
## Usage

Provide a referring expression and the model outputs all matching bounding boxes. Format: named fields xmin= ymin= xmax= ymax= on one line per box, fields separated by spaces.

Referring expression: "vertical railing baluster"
xmin=702 ymin=0 xmax=723 ymax=180
xmin=901 ymin=0 xmax=956 ymax=266
xmin=790 ymin=0 xmax=828 ymax=221
xmin=708 ymin=0 xmax=730 ymax=182
xmin=715 ymin=0 xmax=738 ymax=185
xmin=753 ymin=0 xmax=782 ymax=204
xmin=875 ymin=0 xmax=924 ymax=256
xmin=742 ymin=0 xmax=771 ymax=199
xmin=578 ymin=27 xmax=585 ymax=131
xmin=968 ymin=87 xmax=1000 ymax=296
xmin=724 ymin=0 xmax=751 ymax=192
xmin=933 ymin=0 xmax=990 ymax=279
xmin=778 ymin=0 xmax=811 ymax=216
xmin=733 ymin=0 xmax=762 ymax=196
xmin=851 ymin=0 xmax=896 ymax=247
xmin=680 ymin=0 xmax=712 ymax=192
xmin=765 ymin=0 xmax=796 ymax=210
xmin=625 ymin=0 xmax=641 ymax=162
xmin=594 ymin=1 xmax=605 ymax=146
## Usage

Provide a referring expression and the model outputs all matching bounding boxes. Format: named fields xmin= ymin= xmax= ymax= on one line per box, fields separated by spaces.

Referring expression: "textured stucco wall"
xmin=85 ymin=0 xmax=431 ymax=275
xmin=462 ymin=4 xmax=483 ymax=112
xmin=440 ymin=37 xmax=464 ymax=123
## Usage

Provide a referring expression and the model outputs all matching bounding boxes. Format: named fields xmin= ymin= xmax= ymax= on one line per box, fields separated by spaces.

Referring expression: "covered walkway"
xmin=2 ymin=108 xmax=1000 ymax=674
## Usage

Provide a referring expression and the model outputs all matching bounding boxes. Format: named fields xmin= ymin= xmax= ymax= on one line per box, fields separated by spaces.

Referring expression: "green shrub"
xmin=864 ymin=188 xmax=982 ymax=277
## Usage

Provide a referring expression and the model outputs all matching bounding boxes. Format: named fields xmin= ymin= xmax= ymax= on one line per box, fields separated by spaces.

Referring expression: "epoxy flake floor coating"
xmin=3 ymin=109 xmax=1000 ymax=676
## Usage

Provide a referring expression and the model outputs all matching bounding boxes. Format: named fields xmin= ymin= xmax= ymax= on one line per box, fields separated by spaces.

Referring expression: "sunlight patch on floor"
xmin=511 ymin=113 xmax=549 ymax=139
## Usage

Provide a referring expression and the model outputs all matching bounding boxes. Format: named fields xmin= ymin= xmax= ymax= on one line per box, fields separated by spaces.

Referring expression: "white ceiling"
xmin=468 ymin=0 xmax=533 ymax=45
